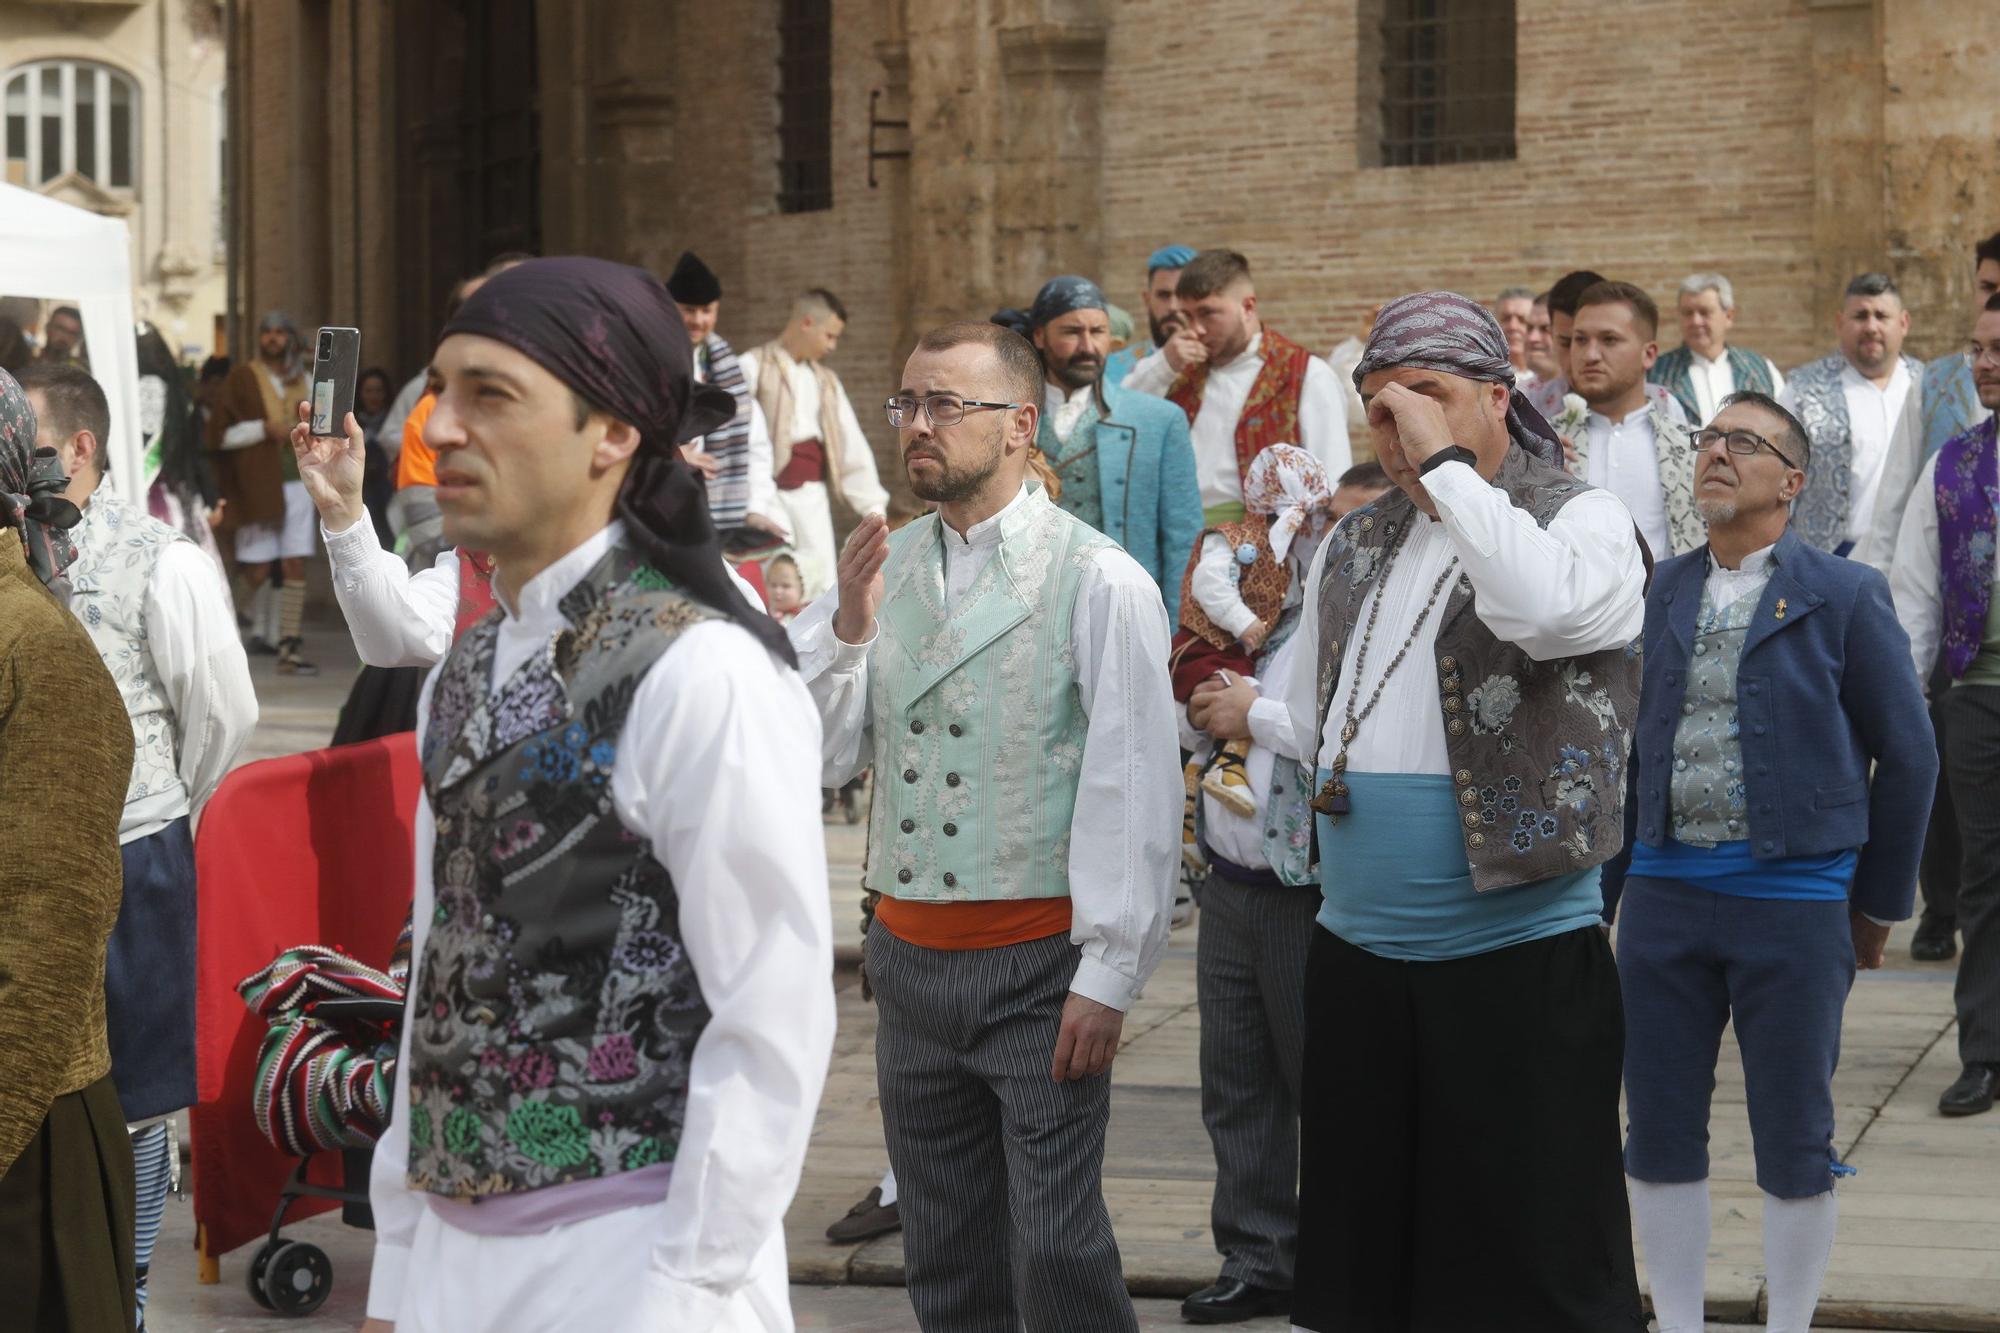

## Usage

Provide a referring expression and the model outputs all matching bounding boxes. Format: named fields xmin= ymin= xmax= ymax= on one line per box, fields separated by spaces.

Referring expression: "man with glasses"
xmin=1619 ymin=391 xmax=1934 ymax=1333
xmin=1889 ymin=293 xmax=2000 ymax=1115
xmin=790 ymin=321 xmax=1179 ymax=1332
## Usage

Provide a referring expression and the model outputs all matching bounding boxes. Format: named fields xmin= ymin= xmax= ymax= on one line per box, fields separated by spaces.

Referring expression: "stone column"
xmin=1806 ymin=0 xmax=1886 ymax=327
xmin=994 ymin=18 xmax=1106 ymax=297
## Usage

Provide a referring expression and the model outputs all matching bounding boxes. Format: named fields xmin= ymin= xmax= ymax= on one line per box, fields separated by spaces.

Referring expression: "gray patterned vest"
xmin=1669 ymin=581 xmax=1758 ymax=845
xmin=408 ymin=541 xmax=717 ymax=1198
xmin=1312 ymin=447 xmax=1643 ymax=892
xmin=1788 ymin=352 xmax=1923 ymax=552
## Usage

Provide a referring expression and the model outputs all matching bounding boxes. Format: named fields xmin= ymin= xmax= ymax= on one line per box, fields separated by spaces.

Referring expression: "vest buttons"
xmin=903 ymin=768 xmax=918 ymax=783
xmin=943 ymin=872 xmax=958 ymax=887
xmin=911 ymin=719 xmax=926 ymax=734
xmin=945 ymin=772 xmax=961 ymax=787
xmin=900 ymin=819 xmax=915 ymax=834
xmin=1448 ymin=719 xmax=1466 ymax=736
xmin=1459 ymin=787 xmax=1478 ymax=806
xmin=1455 ymin=769 xmax=1472 ymax=784
xmin=943 ymin=822 xmax=958 ymax=837
xmin=1444 ymin=696 xmax=1463 ymax=713
xmin=1468 ymin=832 xmax=1485 ymax=848
xmin=1461 ymin=811 xmax=1480 ymax=830
xmin=1440 ymin=655 xmax=1458 ymax=673
xmin=1442 ymin=675 xmax=1462 ymax=692
xmin=1746 ymin=682 xmax=1759 ymax=695
xmin=897 ymin=868 xmax=913 ymax=884
xmin=948 ymin=724 xmax=964 ymax=737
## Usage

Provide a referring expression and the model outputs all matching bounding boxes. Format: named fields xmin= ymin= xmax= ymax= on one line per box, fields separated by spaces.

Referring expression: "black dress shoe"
xmin=1940 ymin=1064 xmax=1998 ymax=1116
xmin=1180 ymin=1277 xmax=1290 ymax=1324
xmin=824 ymin=1186 xmax=901 ymax=1243
xmin=1912 ymin=915 xmax=1958 ymax=962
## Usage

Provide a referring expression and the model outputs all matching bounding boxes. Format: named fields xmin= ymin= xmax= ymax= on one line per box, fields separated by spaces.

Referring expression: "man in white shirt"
xmin=1121 ymin=249 xmax=1352 ymax=523
xmin=741 ymin=290 xmax=891 ymax=596
xmin=1565 ymin=281 xmax=1706 ymax=562
xmin=1780 ymin=272 xmax=1923 ymax=555
xmin=1493 ymin=286 xmax=1537 ymax=380
xmin=1527 ymin=270 xmax=1689 ymax=431
xmin=1648 ymin=273 xmax=1786 ymax=423
xmin=790 ymin=320 xmax=1178 ymax=1333
xmin=1524 ymin=292 xmax=1561 ymax=387
xmin=298 ymin=257 xmax=832 ymax=1333
xmin=1104 ymin=243 xmax=1197 ymax=389
xmin=22 ymin=362 xmax=256 ymax=1326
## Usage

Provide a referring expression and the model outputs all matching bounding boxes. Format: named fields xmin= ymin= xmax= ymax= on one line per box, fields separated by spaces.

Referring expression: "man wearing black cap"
xmin=297 ymin=257 xmax=834 ymax=1333
xmin=665 ymin=251 xmax=790 ymax=548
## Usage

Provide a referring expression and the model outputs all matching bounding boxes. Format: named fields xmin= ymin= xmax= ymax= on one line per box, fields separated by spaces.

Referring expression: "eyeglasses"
xmin=1689 ymin=427 xmax=1797 ymax=471
xmin=884 ymin=393 xmax=1024 ymax=429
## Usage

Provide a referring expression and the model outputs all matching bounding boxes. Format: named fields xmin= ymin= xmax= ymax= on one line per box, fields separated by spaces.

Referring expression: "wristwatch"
xmin=1418 ymin=445 xmax=1478 ymax=476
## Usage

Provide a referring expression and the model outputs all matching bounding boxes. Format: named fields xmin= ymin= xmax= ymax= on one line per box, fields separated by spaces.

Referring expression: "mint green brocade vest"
xmin=866 ymin=485 xmax=1110 ymax=902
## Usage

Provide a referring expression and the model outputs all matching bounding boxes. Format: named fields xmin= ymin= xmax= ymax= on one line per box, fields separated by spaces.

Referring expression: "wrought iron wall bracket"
xmin=868 ymin=88 xmax=909 ymax=188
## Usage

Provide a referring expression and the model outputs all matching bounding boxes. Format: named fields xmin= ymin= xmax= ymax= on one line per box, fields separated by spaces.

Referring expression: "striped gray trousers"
xmin=866 ymin=922 xmax=1138 ymax=1333
xmin=1196 ymin=867 xmax=1318 ymax=1289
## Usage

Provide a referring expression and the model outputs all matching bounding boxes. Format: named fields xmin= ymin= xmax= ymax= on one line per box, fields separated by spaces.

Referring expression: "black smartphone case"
xmin=310 ymin=327 xmax=361 ymax=436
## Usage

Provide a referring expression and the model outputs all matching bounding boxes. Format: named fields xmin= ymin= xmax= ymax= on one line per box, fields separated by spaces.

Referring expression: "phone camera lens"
xmin=319 ymin=335 xmax=332 ymax=357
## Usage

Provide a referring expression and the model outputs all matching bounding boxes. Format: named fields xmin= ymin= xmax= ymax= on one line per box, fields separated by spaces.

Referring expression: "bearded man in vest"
xmin=1283 ymin=291 xmax=1650 ymax=1332
xmin=740 ymin=289 xmax=891 ymax=597
xmin=1121 ymin=249 xmax=1352 ymax=525
xmin=342 ymin=258 xmax=833 ymax=1333
xmin=791 ymin=321 xmax=1180 ymax=1333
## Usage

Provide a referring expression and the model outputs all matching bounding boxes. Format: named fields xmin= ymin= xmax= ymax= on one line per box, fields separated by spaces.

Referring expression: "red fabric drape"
xmin=191 ymin=734 xmax=420 ymax=1260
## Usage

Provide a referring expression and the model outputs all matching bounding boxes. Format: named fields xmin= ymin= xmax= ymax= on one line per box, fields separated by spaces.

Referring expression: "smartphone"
xmin=309 ymin=326 xmax=361 ymax=436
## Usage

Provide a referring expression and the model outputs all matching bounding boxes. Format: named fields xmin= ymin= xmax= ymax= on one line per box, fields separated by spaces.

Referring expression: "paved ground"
xmin=149 ymin=622 xmax=1992 ymax=1330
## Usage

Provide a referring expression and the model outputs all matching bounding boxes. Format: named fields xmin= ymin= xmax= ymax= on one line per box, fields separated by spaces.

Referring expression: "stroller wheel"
xmin=261 ymin=1240 xmax=333 ymax=1316
xmin=244 ymin=1239 xmax=282 ymax=1310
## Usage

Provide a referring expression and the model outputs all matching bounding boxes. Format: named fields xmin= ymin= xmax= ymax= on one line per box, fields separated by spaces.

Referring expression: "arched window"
xmin=3 ymin=60 xmax=140 ymax=191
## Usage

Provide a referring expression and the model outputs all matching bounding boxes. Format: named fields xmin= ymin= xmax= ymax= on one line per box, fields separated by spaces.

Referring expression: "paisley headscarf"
xmin=1242 ymin=443 xmax=1334 ymax=564
xmin=1028 ymin=275 xmax=1108 ymax=329
xmin=0 ymin=367 xmax=83 ymax=597
xmin=1353 ymin=290 xmax=1564 ymax=469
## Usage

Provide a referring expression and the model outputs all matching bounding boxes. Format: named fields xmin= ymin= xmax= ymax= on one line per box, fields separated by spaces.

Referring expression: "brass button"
xmin=900 ymin=818 xmax=915 ymax=833
xmin=903 ymin=768 xmax=918 ymax=784
xmin=1442 ymin=674 xmax=1462 ymax=691
xmin=1448 ymin=719 xmax=1466 ymax=736
xmin=945 ymin=772 xmax=961 ymax=787
xmin=1455 ymin=769 xmax=1472 ymax=784
xmin=911 ymin=720 xmax=926 ymax=734
xmin=1444 ymin=697 xmax=1462 ymax=713
xmin=1459 ymin=788 xmax=1477 ymax=806
xmin=943 ymin=872 xmax=957 ymax=887
xmin=1462 ymin=811 xmax=1480 ymax=830
xmin=1440 ymin=656 xmax=1457 ymax=672
xmin=1468 ymin=832 xmax=1486 ymax=848
xmin=1361 ymin=516 xmax=1375 ymax=530
xmin=897 ymin=868 xmax=912 ymax=884
xmin=943 ymin=822 xmax=958 ymax=837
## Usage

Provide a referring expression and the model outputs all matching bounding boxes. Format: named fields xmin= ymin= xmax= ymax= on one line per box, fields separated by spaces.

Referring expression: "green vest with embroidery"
xmin=866 ymin=485 xmax=1110 ymax=901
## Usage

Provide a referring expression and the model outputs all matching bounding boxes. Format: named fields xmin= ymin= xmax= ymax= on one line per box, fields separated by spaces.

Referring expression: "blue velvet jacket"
xmin=1093 ymin=380 xmax=1202 ymax=621
xmin=1632 ymin=528 xmax=1937 ymax=921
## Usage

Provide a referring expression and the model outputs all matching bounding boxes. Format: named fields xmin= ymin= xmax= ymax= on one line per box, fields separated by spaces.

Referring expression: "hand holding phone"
xmin=309 ymin=327 xmax=360 ymax=437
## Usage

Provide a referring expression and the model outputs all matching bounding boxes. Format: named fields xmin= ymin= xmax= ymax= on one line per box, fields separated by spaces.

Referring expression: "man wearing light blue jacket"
xmin=1028 ymin=275 xmax=1203 ymax=619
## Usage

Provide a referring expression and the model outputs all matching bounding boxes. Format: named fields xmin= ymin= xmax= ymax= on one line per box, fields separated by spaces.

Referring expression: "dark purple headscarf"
xmin=0 ymin=367 xmax=83 ymax=600
xmin=441 ymin=257 xmax=792 ymax=664
xmin=1352 ymin=290 xmax=1564 ymax=469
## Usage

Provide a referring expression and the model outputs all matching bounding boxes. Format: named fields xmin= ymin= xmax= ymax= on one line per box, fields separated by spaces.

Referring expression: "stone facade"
xmin=1 ymin=0 xmax=230 ymax=358
xmin=227 ymin=0 xmax=2000 ymax=517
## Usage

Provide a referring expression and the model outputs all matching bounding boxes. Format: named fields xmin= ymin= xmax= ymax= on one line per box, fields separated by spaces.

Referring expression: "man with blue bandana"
xmin=1105 ymin=244 xmax=1197 ymax=388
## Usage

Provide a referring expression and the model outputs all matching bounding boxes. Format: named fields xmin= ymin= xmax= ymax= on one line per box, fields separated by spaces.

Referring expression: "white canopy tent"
xmin=0 ymin=182 xmax=145 ymax=501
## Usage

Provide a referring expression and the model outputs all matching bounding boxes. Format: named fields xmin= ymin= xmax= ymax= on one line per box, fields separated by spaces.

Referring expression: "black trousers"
xmin=1920 ymin=664 xmax=1961 ymax=924
xmin=1293 ymin=926 xmax=1644 ymax=1333
xmin=1944 ymin=685 xmax=2000 ymax=1065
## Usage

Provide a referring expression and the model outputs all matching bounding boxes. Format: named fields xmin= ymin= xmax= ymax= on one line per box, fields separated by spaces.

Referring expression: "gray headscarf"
xmin=1353 ymin=290 xmax=1563 ymax=468
xmin=259 ymin=310 xmax=304 ymax=378
xmin=0 ymin=367 xmax=82 ymax=597
xmin=1028 ymin=275 xmax=1108 ymax=329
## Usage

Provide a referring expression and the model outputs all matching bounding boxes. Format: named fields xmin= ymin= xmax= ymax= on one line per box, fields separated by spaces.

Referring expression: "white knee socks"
xmin=1629 ymin=1177 xmax=1710 ymax=1333
xmin=1763 ymin=1189 xmax=1838 ymax=1333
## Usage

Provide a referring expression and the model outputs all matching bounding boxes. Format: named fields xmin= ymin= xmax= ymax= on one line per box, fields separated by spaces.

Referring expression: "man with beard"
xmin=1124 ymin=250 xmax=1352 ymax=525
xmin=790 ymin=321 xmax=1179 ymax=1332
xmin=1027 ymin=274 xmax=1202 ymax=616
xmin=1779 ymin=273 xmax=1923 ymax=555
xmin=206 ymin=310 xmax=316 ymax=672
xmin=1527 ymin=271 xmax=1687 ymax=429
xmin=1889 ymin=293 xmax=2000 ymax=1116
xmin=1105 ymin=244 xmax=1197 ymax=389
xmin=1621 ymin=391 xmax=1932 ymax=1332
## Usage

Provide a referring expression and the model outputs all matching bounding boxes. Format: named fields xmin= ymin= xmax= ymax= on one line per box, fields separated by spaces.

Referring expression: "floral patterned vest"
xmin=67 ymin=489 xmax=192 ymax=820
xmin=1168 ymin=327 xmax=1312 ymax=489
xmin=1788 ymin=352 xmax=1922 ymax=552
xmin=1938 ymin=416 xmax=2000 ymax=679
xmin=867 ymin=485 xmax=1109 ymax=901
xmin=407 ymin=542 xmax=717 ymax=1198
xmin=1312 ymin=447 xmax=1643 ymax=891
xmin=1178 ymin=515 xmax=1287 ymax=652
xmin=1668 ymin=582 xmax=1758 ymax=845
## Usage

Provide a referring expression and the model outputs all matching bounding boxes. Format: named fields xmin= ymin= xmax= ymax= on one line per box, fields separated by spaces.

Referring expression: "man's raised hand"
xmin=832 ymin=513 xmax=890 ymax=646
xmin=289 ymin=399 xmax=368 ymax=534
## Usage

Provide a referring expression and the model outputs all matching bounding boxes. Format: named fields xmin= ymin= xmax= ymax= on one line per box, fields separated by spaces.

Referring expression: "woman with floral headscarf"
xmin=0 ymin=366 xmax=141 ymax=1332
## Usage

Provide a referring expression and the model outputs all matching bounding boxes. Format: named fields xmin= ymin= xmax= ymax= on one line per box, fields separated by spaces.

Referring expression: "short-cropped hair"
xmin=1575 ymin=280 xmax=1659 ymax=338
xmin=1718 ymin=389 xmax=1811 ymax=474
xmin=914 ymin=321 xmax=1043 ymax=409
xmin=1338 ymin=460 xmax=1391 ymax=491
xmin=1175 ymin=250 xmax=1254 ymax=302
xmin=1546 ymin=270 xmax=1608 ymax=318
xmin=1844 ymin=272 xmax=1900 ymax=304
xmin=794 ymin=288 xmax=849 ymax=323
xmin=1494 ymin=286 xmax=1536 ymax=306
xmin=14 ymin=360 xmax=111 ymax=472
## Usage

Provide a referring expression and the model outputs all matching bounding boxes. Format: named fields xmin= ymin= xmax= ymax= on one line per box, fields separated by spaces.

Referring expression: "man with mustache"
xmin=1027 ymin=274 xmax=1202 ymax=617
xmin=1889 ymin=292 xmax=2000 ymax=1116
xmin=1104 ymin=244 xmax=1197 ymax=389
xmin=790 ymin=320 xmax=1179 ymax=1332
xmin=1619 ymin=390 xmax=1933 ymax=1333
xmin=1779 ymin=273 xmax=1924 ymax=555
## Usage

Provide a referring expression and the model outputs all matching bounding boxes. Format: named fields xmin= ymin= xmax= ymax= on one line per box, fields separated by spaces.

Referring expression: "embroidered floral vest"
xmin=1668 ymin=583 xmax=1758 ymax=845
xmin=1938 ymin=417 xmax=2000 ymax=679
xmin=1312 ymin=447 xmax=1642 ymax=892
xmin=1168 ymin=327 xmax=1312 ymax=489
xmin=67 ymin=490 xmax=193 ymax=818
xmin=1178 ymin=515 xmax=1287 ymax=652
xmin=408 ymin=542 xmax=718 ymax=1198
xmin=1788 ymin=352 xmax=1922 ymax=552
xmin=866 ymin=485 xmax=1109 ymax=902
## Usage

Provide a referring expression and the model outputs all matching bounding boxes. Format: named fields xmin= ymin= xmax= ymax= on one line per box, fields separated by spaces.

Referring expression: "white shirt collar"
xmin=1587 ymin=400 xmax=1652 ymax=429
xmin=944 ymin=485 xmax=1031 ymax=548
xmin=1043 ymin=380 xmax=1094 ymax=413
xmin=1840 ymin=357 xmax=1909 ymax=395
xmin=1692 ymin=347 xmax=1730 ymax=370
xmin=501 ymin=520 xmax=627 ymax=625
xmin=1709 ymin=540 xmax=1778 ymax=576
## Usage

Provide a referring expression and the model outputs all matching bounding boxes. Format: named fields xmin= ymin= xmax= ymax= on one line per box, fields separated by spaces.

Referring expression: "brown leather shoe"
xmin=825 ymin=1186 xmax=901 ymax=1244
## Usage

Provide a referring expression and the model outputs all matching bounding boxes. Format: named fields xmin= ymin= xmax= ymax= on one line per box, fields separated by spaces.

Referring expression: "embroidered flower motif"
xmin=1511 ymin=830 xmax=1534 ymax=852
xmin=587 ymin=1033 xmax=639 ymax=1083
xmin=408 ymin=1104 xmax=433 ymax=1150
xmin=507 ymin=1049 xmax=557 ymax=1093
xmin=505 ymin=1101 xmax=591 ymax=1169
xmin=617 ymin=931 xmax=681 ymax=974
xmin=1553 ymin=774 xmax=1598 ymax=810
xmin=1467 ymin=675 xmax=1521 ymax=733
xmin=1503 ymin=776 xmax=1522 ymax=794
xmin=623 ymin=1136 xmax=670 ymax=1171
xmin=443 ymin=1105 xmax=482 ymax=1157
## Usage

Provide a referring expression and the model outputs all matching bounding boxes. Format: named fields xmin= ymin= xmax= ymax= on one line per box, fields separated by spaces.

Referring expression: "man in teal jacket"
xmin=1029 ymin=275 xmax=1203 ymax=619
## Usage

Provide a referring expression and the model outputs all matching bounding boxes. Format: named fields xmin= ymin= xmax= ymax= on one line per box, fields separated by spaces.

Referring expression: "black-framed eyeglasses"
xmin=884 ymin=393 xmax=1025 ymax=429
xmin=1689 ymin=427 xmax=1797 ymax=471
